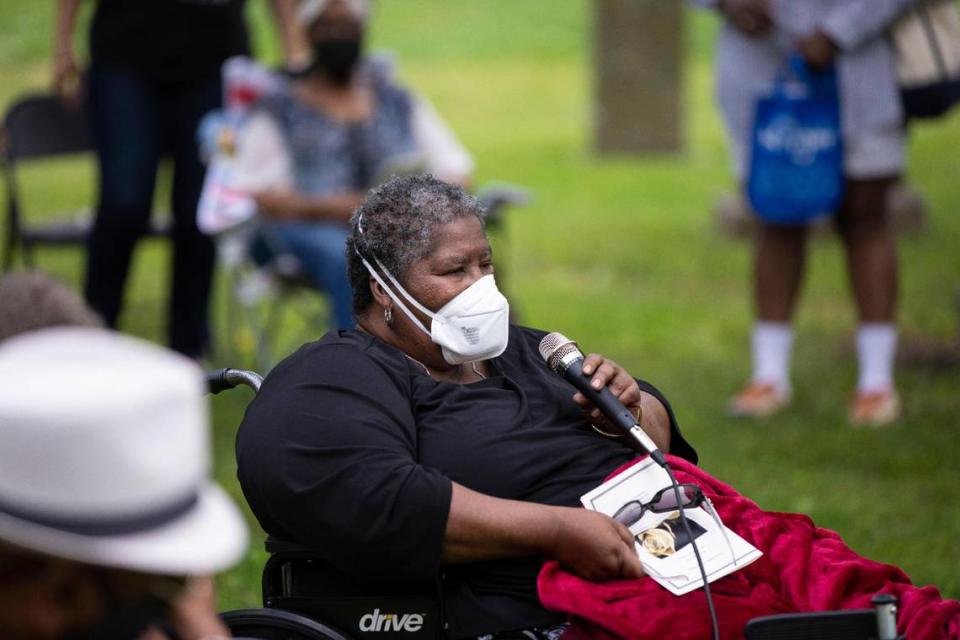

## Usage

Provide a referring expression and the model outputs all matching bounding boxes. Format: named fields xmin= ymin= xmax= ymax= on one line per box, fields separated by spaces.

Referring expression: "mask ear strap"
xmin=355 ymin=212 xmax=438 ymax=333
xmin=374 ymin=257 xmax=437 ymax=319
xmin=358 ymin=253 xmax=434 ymax=335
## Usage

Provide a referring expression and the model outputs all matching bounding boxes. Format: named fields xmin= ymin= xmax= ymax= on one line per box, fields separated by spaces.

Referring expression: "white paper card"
xmin=581 ymin=459 xmax=762 ymax=596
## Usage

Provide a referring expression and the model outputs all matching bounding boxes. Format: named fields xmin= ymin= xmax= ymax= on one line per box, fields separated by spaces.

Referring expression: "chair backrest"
xmin=2 ymin=94 xmax=95 ymax=269
xmin=3 ymin=94 xmax=93 ymax=161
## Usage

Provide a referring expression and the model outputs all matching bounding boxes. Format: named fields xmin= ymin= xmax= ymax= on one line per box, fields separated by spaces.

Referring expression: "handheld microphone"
xmin=538 ymin=332 xmax=667 ymax=468
xmin=540 ymin=332 xmax=721 ymax=639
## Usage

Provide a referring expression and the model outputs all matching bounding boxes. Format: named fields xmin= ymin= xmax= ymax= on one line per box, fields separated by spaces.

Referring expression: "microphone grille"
xmin=538 ymin=332 xmax=581 ymax=373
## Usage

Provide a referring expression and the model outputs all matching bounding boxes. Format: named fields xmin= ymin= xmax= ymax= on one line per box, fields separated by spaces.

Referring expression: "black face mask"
xmin=310 ymin=36 xmax=363 ymax=85
xmin=61 ymin=595 xmax=175 ymax=640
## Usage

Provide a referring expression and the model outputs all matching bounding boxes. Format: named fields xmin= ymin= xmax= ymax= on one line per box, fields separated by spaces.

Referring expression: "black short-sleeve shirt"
xmin=236 ymin=326 xmax=697 ymax=638
xmin=90 ymin=0 xmax=250 ymax=86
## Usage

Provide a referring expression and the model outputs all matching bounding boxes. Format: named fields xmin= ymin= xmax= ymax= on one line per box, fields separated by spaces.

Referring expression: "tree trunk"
xmin=593 ymin=0 xmax=684 ymax=155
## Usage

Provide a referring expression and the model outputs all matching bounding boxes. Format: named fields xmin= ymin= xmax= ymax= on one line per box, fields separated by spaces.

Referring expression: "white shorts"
xmin=843 ymin=125 xmax=906 ymax=179
xmin=734 ymin=125 xmax=906 ymax=181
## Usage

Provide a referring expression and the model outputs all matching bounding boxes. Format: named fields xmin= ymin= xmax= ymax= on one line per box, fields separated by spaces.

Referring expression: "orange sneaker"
xmin=727 ymin=382 xmax=791 ymax=418
xmin=849 ymin=389 xmax=900 ymax=428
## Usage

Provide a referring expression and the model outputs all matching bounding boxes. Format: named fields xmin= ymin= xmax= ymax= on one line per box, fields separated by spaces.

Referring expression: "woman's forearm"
xmin=53 ymin=0 xmax=84 ymax=99
xmin=255 ymin=191 xmax=363 ymax=222
xmin=443 ymin=483 xmax=645 ymax=582
xmin=296 ymin=192 xmax=363 ymax=222
xmin=442 ymin=483 xmax=558 ymax=563
xmin=268 ymin=0 xmax=309 ymax=68
xmin=54 ymin=0 xmax=82 ymax=59
xmin=638 ymin=391 xmax=671 ymax=454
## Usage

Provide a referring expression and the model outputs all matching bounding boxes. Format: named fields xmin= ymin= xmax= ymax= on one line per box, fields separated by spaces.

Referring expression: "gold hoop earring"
xmin=384 ymin=307 xmax=393 ymax=324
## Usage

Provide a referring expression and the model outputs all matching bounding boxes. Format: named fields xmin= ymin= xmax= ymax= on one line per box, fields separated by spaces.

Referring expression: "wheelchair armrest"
xmin=205 ymin=368 xmax=263 ymax=395
xmin=476 ymin=182 xmax=532 ymax=228
xmin=265 ymin=534 xmax=314 ymax=555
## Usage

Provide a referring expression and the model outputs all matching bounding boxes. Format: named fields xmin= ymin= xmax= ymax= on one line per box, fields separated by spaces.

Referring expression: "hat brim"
xmin=0 ymin=483 xmax=248 ymax=575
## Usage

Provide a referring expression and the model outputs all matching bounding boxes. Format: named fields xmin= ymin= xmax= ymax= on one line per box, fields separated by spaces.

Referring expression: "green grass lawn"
xmin=2 ymin=1 xmax=958 ymax=612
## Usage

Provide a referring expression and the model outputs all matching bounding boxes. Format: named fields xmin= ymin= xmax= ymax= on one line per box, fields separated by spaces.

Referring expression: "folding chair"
xmin=215 ymin=224 xmax=329 ymax=372
xmin=1 ymin=93 xmax=170 ymax=271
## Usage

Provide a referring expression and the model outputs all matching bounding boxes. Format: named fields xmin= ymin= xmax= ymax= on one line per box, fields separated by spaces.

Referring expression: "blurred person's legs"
xmin=261 ymin=222 xmax=355 ymax=329
xmin=836 ymin=177 xmax=900 ymax=426
xmin=729 ymin=222 xmax=808 ymax=417
xmin=85 ymin=65 xmax=163 ymax=330
xmin=169 ymin=77 xmax=221 ymax=358
xmin=732 ymin=119 xmax=905 ymax=423
xmin=836 ymin=125 xmax=904 ymax=427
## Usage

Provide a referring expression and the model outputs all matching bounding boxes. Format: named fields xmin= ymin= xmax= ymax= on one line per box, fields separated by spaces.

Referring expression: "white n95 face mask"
xmin=360 ymin=256 xmax=510 ymax=365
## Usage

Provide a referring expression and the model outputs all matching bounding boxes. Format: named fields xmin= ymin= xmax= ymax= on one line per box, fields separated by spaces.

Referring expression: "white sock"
xmin=751 ymin=322 xmax=793 ymax=393
xmin=856 ymin=323 xmax=897 ymax=393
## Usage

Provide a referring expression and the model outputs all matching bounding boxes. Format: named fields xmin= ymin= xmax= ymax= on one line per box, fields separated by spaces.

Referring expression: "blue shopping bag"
xmin=747 ymin=55 xmax=845 ymax=225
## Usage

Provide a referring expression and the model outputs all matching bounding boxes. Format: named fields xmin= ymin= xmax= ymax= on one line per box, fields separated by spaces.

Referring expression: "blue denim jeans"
xmin=85 ymin=63 xmax=220 ymax=357
xmin=255 ymin=221 xmax=355 ymax=330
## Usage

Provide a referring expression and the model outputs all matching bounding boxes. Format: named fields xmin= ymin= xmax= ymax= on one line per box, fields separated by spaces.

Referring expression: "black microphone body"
xmin=562 ymin=357 xmax=640 ymax=434
xmin=539 ymin=332 xmax=668 ymax=467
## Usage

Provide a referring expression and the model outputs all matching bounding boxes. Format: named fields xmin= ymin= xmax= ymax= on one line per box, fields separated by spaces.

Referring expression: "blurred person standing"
xmin=52 ymin=0 xmax=305 ymax=359
xmin=246 ymin=0 xmax=474 ymax=330
xmin=0 ymin=327 xmax=248 ymax=639
xmin=696 ymin=0 xmax=917 ymax=426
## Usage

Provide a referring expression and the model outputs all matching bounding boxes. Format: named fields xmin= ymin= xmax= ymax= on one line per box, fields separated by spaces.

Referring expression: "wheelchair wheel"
xmin=221 ymin=607 xmax=355 ymax=640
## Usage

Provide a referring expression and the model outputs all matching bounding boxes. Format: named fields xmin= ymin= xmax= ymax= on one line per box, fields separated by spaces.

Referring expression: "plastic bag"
xmin=747 ymin=55 xmax=844 ymax=225
xmin=197 ymin=57 xmax=293 ymax=235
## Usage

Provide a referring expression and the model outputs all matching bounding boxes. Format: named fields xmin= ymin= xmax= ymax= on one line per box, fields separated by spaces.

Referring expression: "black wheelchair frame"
xmin=208 ymin=368 xmax=905 ymax=640
xmin=209 ymin=368 xmax=445 ymax=640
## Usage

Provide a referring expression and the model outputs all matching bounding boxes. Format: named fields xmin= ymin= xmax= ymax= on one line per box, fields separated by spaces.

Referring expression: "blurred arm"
xmin=254 ymin=190 xmax=362 ymax=222
xmin=53 ymin=0 xmax=83 ymax=98
xmin=411 ymin=95 xmax=474 ymax=188
xmin=268 ymin=0 xmax=310 ymax=70
xmin=820 ymin=0 xmax=920 ymax=51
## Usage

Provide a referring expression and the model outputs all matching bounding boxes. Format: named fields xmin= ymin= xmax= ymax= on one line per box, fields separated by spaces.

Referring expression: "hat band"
xmin=0 ymin=491 xmax=199 ymax=537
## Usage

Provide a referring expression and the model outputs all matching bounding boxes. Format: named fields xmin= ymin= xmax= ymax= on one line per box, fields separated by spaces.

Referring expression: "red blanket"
xmin=538 ymin=456 xmax=960 ymax=640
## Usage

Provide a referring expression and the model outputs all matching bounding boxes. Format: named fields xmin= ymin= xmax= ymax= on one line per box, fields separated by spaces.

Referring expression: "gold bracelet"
xmin=591 ymin=405 xmax=642 ymax=438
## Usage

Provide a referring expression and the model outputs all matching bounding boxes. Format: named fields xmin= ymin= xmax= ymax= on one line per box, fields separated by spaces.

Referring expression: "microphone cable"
xmin=538 ymin=332 xmax=720 ymax=639
xmin=662 ymin=464 xmax=720 ymax=640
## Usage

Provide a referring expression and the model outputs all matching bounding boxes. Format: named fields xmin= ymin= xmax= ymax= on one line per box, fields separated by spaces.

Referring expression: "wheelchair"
xmin=208 ymin=368 xmax=445 ymax=640
xmin=206 ymin=368 xmax=905 ymax=640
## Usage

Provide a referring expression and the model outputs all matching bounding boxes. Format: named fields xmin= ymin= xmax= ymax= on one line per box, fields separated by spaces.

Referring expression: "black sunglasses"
xmin=612 ymin=483 xmax=706 ymax=527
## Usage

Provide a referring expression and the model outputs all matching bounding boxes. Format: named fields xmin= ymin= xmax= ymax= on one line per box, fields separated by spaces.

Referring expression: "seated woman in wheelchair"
xmin=237 ymin=173 xmax=699 ymax=639
xmin=247 ymin=0 xmax=473 ymax=330
xmin=238 ymin=174 xmax=960 ymax=639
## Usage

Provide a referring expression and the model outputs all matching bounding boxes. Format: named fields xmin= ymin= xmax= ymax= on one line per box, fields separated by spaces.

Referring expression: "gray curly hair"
xmin=0 ymin=271 xmax=103 ymax=342
xmin=346 ymin=174 xmax=485 ymax=317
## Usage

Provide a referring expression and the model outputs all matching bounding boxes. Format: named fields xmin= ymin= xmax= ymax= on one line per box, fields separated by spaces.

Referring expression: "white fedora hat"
xmin=0 ymin=328 xmax=248 ymax=575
